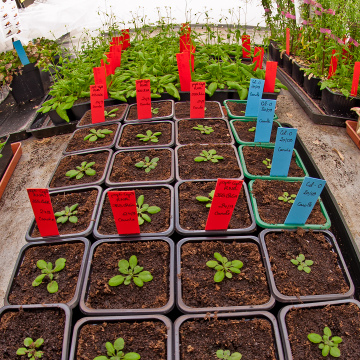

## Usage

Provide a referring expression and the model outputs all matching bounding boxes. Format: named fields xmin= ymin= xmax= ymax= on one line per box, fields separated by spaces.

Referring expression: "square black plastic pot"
xmin=282 ymin=54 xmax=292 ymax=76
xmin=259 ymin=229 xmax=354 ymax=304
xmin=79 ymin=237 xmax=174 ymax=315
xmin=173 ymin=100 xmax=225 ymax=121
xmin=0 ymin=135 xmax=13 ymax=180
xmin=4 ymin=238 xmax=90 ymax=309
xmin=303 ymin=75 xmax=322 ymax=99
xmin=69 ymin=315 xmax=173 ymax=360
xmin=270 ymin=42 xmax=283 ymax=67
xmin=291 ymin=61 xmax=305 ymax=87
xmin=25 ymin=185 xmax=103 ymax=242
xmin=71 ymin=98 xmax=123 ymax=120
xmin=124 ymin=100 xmax=174 ymax=123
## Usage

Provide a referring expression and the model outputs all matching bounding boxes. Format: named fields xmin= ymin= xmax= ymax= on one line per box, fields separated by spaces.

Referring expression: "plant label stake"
xmin=183 ymin=47 xmax=195 ymax=72
xmin=328 ymin=49 xmax=338 ymax=79
xmin=205 ymin=179 xmax=244 ymax=230
xmin=245 ymin=79 xmax=265 ymax=117
xmin=90 ymin=85 xmax=105 ymax=123
xmin=176 ymin=52 xmax=192 ymax=91
xmin=190 ymin=82 xmax=205 ymax=118
xmin=285 ymin=177 xmax=326 ymax=225
xmin=351 ymin=62 xmax=360 ymax=97
xmin=108 ymin=191 xmax=140 ymax=234
xmin=180 ymin=23 xmax=191 ymax=53
xmin=253 ymin=46 xmax=264 ymax=71
xmin=136 ymin=79 xmax=152 ymax=119
xmin=27 ymin=189 xmax=59 ymax=237
xmin=242 ymin=34 xmax=251 ymax=58
xmin=254 ymin=99 xmax=276 ymax=142
xmin=263 ymin=61 xmax=277 ymax=93
xmin=122 ymin=29 xmax=130 ymax=49
xmin=286 ymin=28 xmax=290 ymax=55
xmin=270 ymin=127 xmax=298 ymax=177
xmin=13 ymin=40 xmax=30 ymax=65
xmin=93 ymin=66 xmax=108 ymax=99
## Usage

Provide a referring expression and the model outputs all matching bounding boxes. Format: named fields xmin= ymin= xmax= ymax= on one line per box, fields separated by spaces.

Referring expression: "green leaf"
xmin=118 ymin=259 xmax=130 ymax=273
xmin=55 ymin=107 xmax=70 ymax=122
xmin=229 ymin=353 xmax=242 ymax=360
xmin=47 ymin=280 xmax=58 ymax=293
xmin=66 ymin=170 xmax=79 ymax=178
xmin=330 ymin=346 xmax=341 ymax=357
xmin=85 ymin=168 xmax=96 ymax=176
xmin=89 ymin=135 xmax=98 ymax=142
xmin=214 ymin=253 xmax=223 ymax=262
xmin=101 ymin=129 xmax=113 ymax=134
xmin=137 ymin=195 xmax=144 ymax=207
xmin=226 ymin=271 xmax=233 ymax=279
xmin=138 ymin=216 xmax=144 ymax=225
xmin=305 ymin=260 xmax=314 ymax=266
xmin=230 ymin=267 xmax=241 ymax=273
xmin=135 ymin=161 xmax=145 ymax=168
xmin=304 ymin=266 xmax=311 ymax=274
xmin=36 ymin=260 xmax=48 ymax=270
xmin=231 ymin=260 xmax=243 ymax=269
xmin=16 ymin=348 xmax=27 ymax=355
xmin=32 ymin=274 xmax=46 ymax=287
xmin=142 ymin=213 xmax=151 ymax=222
xmin=106 ymin=341 xmax=115 ymax=356
xmin=123 ymin=353 xmax=141 ymax=360
xmin=34 ymin=338 xmax=44 ymax=348
xmin=109 ymin=275 xmax=125 ymax=286
xmin=214 ymin=270 xmax=225 ymax=282
xmin=76 ymin=172 xmax=84 ymax=180
xmin=147 ymin=206 xmax=161 ymax=214
xmin=114 ymin=338 xmax=124 ymax=351
xmin=322 ymin=344 xmax=330 ymax=357
xmin=133 ymin=266 xmax=143 ymax=274
xmin=196 ymin=196 xmax=210 ymax=202
xmin=133 ymin=277 xmax=144 ymax=287
xmin=206 ymin=260 xmax=218 ymax=268
xmin=69 ymin=216 xmax=78 ymax=224
xmin=54 ymin=258 xmax=66 ymax=272
xmin=216 ymin=350 xmax=224 ymax=358
xmin=324 ymin=327 xmax=332 ymax=337
xmin=24 ymin=338 xmax=34 ymax=347
xmin=207 ymin=82 xmax=218 ymax=97
xmin=332 ymin=336 xmax=342 ymax=344
xmin=93 ymin=357 xmax=109 ymax=360
xmin=84 ymin=134 xmax=93 ymax=141
xmin=308 ymin=333 xmax=323 ymax=343
xmin=194 ymin=156 xmax=205 ymax=162
xmin=290 ymin=259 xmax=299 ymax=265
xmin=138 ymin=271 xmax=153 ymax=282
xmin=129 ymin=255 xmax=137 ymax=269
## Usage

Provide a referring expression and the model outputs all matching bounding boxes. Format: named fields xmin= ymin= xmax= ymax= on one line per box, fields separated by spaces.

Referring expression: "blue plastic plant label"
xmin=13 ymin=40 xmax=30 ymax=66
xmin=270 ymin=127 xmax=298 ymax=177
xmin=284 ymin=177 xmax=326 ymax=225
xmin=245 ymin=78 xmax=265 ymax=117
xmin=254 ymin=99 xmax=276 ymax=143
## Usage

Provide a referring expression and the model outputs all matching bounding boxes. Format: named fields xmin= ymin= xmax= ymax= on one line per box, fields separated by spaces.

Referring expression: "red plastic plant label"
xmin=190 ymin=82 xmax=206 ymax=118
xmin=27 ymin=189 xmax=59 ymax=237
xmin=136 ymin=79 xmax=152 ymax=119
xmin=180 ymin=23 xmax=191 ymax=53
xmin=328 ymin=49 xmax=338 ymax=79
xmin=286 ymin=28 xmax=290 ymax=55
xmin=90 ymin=84 xmax=105 ymax=124
xmin=263 ymin=61 xmax=278 ymax=93
xmin=93 ymin=66 xmax=108 ymax=99
xmin=108 ymin=191 xmax=140 ymax=235
xmin=205 ymin=179 xmax=244 ymax=230
xmin=242 ymin=34 xmax=251 ymax=58
xmin=351 ymin=62 xmax=360 ymax=96
xmin=122 ymin=29 xmax=130 ymax=49
xmin=176 ymin=52 xmax=192 ymax=91
xmin=253 ymin=46 xmax=264 ymax=71
xmin=183 ymin=46 xmax=196 ymax=72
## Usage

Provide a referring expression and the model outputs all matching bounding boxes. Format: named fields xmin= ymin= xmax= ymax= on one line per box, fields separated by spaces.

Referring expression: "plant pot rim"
xmin=322 ymin=86 xmax=360 ymax=100
xmin=224 ymin=99 xmax=279 ymax=120
xmin=345 ymin=120 xmax=360 ymax=149
xmin=173 ymin=100 xmax=225 ymax=121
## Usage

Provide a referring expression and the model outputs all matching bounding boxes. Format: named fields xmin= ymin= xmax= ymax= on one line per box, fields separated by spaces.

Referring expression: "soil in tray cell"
xmin=227 ymin=101 xmax=247 ymax=116
xmin=175 ymin=101 xmax=222 ymax=119
xmin=77 ymin=320 xmax=167 ymax=360
xmin=77 ymin=104 xmax=127 ymax=126
xmin=126 ymin=101 xmax=172 ymax=120
xmin=233 ymin=120 xmax=280 ymax=143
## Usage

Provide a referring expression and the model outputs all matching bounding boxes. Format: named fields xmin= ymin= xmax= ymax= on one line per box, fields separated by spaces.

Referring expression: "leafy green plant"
xmin=308 ymin=327 xmax=342 ymax=357
xmin=136 ymin=130 xmax=162 ymax=142
xmin=65 ymin=161 xmax=96 ymax=179
xmin=0 ymin=140 xmax=5 ymax=158
xmin=248 ymin=126 xmax=256 ymax=132
xmin=16 ymin=337 xmax=44 ymax=360
xmin=206 ymin=252 xmax=243 ymax=282
xmin=54 ymin=203 xmax=78 ymax=224
xmin=194 ymin=149 xmax=224 ymax=163
xmin=278 ymin=192 xmax=296 ymax=203
xmin=93 ymin=337 xmax=140 ymax=360
xmin=136 ymin=195 xmax=161 ymax=225
xmin=108 ymin=255 xmax=153 ymax=287
xmin=291 ymin=254 xmax=314 ymax=273
xmin=104 ymin=108 xmax=119 ymax=118
xmin=32 ymin=258 xmax=66 ymax=293
xmin=216 ymin=349 xmax=242 ymax=360
xmin=151 ymin=107 xmax=160 ymax=115
xmin=193 ymin=124 xmax=214 ymax=134
xmin=196 ymin=190 xmax=215 ymax=208
xmin=262 ymin=158 xmax=272 ymax=169
xmin=84 ymin=128 xmax=113 ymax=142
xmin=135 ymin=156 xmax=159 ymax=173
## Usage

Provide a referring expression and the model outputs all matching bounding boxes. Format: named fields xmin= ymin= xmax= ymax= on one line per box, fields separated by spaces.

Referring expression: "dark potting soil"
xmin=109 ymin=149 xmax=172 ymax=183
xmin=49 ymin=151 xmax=109 ymax=188
xmin=98 ymin=187 xmax=171 ymax=235
xmin=265 ymin=230 xmax=349 ymax=297
xmin=285 ymin=303 xmax=360 ymax=360
xmin=73 ymin=97 xmax=90 ymax=105
xmin=242 ymin=146 xmax=305 ymax=177
xmin=85 ymin=241 xmax=169 ymax=309
xmin=227 ymin=101 xmax=246 ymax=116
xmin=126 ymin=101 xmax=172 ymax=120
xmin=233 ymin=120 xmax=280 ymax=143
xmin=65 ymin=123 xmax=118 ymax=153
xmin=8 ymin=242 xmax=85 ymax=305
xmin=178 ymin=181 xmax=251 ymax=230
xmin=31 ymin=189 xmax=98 ymax=237
xmin=177 ymin=144 xmax=241 ymax=180
xmin=179 ymin=317 xmax=277 ymax=360
xmin=77 ymin=104 xmax=127 ymax=126
xmin=175 ymin=101 xmax=222 ymax=119
xmin=181 ymin=241 xmax=270 ymax=307
xmin=251 ymin=180 xmax=326 ymax=225
xmin=76 ymin=320 xmax=167 ymax=360
xmin=118 ymin=122 xmax=172 ymax=147
xmin=0 ymin=307 xmax=65 ymax=359
xmin=177 ymin=119 xmax=232 ymax=144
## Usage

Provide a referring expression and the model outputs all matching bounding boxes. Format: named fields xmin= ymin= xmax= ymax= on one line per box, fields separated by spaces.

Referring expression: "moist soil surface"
xmin=118 ymin=122 xmax=172 ymax=148
xmin=76 ymin=320 xmax=167 ymax=360
xmin=178 ymin=181 xmax=252 ymax=231
xmin=77 ymin=104 xmax=128 ymax=126
xmin=8 ymin=242 xmax=85 ymax=305
xmin=31 ymin=188 xmax=98 ymax=238
xmin=126 ymin=101 xmax=172 ymax=120
xmin=49 ymin=150 xmax=110 ymax=188
xmin=226 ymin=101 xmax=247 ymax=116
xmin=109 ymin=148 xmax=172 ymax=184
xmin=65 ymin=123 xmax=118 ymax=153
xmin=0 ymin=307 xmax=65 ymax=359
xmin=285 ymin=303 xmax=360 ymax=360
xmin=233 ymin=120 xmax=280 ymax=143
xmin=85 ymin=240 xmax=169 ymax=309
xmin=251 ymin=180 xmax=327 ymax=225
xmin=177 ymin=144 xmax=241 ymax=180
xmin=177 ymin=119 xmax=232 ymax=144
xmin=181 ymin=240 xmax=270 ymax=308
xmin=264 ymin=229 xmax=350 ymax=297
xmin=175 ymin=101 xmax=223 ymax=119
xmin=97 ymin=187 xmax=171 ymax=235
xmin=242 ymin=146 xmax=305 ymax=177
xmin=179 ymin=317 xmax=277 ymax=359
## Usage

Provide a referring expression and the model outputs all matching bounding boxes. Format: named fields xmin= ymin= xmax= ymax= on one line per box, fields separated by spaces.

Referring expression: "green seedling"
xmin=136 ymin=194 xmax=161 ymax=225
xmin=194 ymin=149 xmax=224 ymax=163
xmin=262 ymin=158 xmax=272 ymax=169
xmin=196 ymin=190 xmax=215 ymax=208
xmin=151 ymin=107 xmax=159 ymax=115
xmin=104 ymin=108 xmax=118 ymax=118
xmin=108 ymin=255 xmax=153 ymax=288
xmin=291 ymin=254 xmax=314 ymax=273
xmin=193 ymin=124 xmax=214 ymax=134
xmin=248 ymin=126 xmax=256 ymax=132
xmin=216 ymin=349 xmax=242 ymax=360
xmin=206 ymin=252 xmax=243 ymax=282
xmin=93 ymin=337 xmax=140 ymax=360
xmin=308 ymin=327 xmax=342 ymax=357
xmin=135 ymin=156 xmax=159 ymax=173
xmin=17 ymin=338 xmax=44 ymax=360
xmin=32 ymin=258 xmax=66 ymax=293
xmin=84 ymin=128 xmax=113 ymax=142
xmin=136 ymin=130 xmax=162 ymax=142
xmin=0 ymin=140 xmax=5 ymax=158
xmin=54 ymin=203 xmax=78 ymax=224
xmin=278 ymin=192 xmax=296 ymax=203
xmin=65 ymin=161 xmax=96 ymax=179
